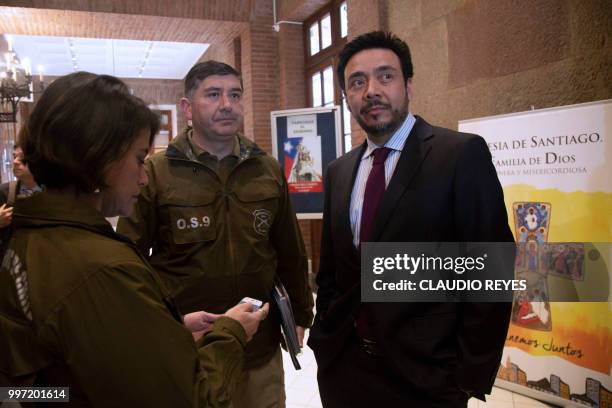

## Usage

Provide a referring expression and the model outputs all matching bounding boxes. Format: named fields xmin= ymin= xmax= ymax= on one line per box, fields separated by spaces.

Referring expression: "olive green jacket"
xmin=117 ymin=130 xmax=313 ymax=367
xmin=0 ymin=192 xmax=247 ymax=407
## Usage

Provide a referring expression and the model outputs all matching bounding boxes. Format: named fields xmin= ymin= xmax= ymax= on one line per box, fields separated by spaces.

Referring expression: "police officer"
xmin=118 ymin=61 xmax=313 ymax=408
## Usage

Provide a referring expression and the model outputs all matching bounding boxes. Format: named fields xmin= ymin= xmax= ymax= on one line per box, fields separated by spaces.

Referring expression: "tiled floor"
xmin=282 ymin=333 xmax=552 ymax=408
xmin=282 ymin=336 xmax=323 ymax=408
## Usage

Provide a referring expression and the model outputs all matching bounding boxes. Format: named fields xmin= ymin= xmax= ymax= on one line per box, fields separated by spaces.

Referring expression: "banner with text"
xmin=459 ymin=100 xmax=611 ymax=407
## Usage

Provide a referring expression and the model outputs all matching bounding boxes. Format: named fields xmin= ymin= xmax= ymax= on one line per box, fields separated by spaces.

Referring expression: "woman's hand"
xmin=184 ymin=311 xmax=222 ymax=341
xmin=224 ymin=302 xmax=270 ymax=342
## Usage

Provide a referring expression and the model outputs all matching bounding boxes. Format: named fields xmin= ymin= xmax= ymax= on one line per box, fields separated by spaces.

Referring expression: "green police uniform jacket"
xmin=0 ymin=192 xmax=247 ymax=407
xmin=117 ymin=130 xmax=313 ymax=367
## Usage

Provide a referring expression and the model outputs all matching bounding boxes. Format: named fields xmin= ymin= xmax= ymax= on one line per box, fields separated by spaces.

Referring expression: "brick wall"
xmin=240 ymin=0 xmax=278 ymax=153
xmin=278 ymin=24 xmax=306 ymax=110
xmin=202 ymin=40 xmax=237 ymax=67
xmin=122 ymin=78 xmax=186 ymax=131
xmin=277 ymin=23 xmax=313 ymax=260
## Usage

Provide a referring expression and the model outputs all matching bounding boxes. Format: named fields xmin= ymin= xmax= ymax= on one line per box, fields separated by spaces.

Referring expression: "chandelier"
xmin=1 ymin=36 xmax=44 ymax=123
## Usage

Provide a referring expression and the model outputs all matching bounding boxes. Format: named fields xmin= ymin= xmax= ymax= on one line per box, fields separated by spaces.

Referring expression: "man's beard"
xmin=356 ymin=101 xmax=408 ymax=137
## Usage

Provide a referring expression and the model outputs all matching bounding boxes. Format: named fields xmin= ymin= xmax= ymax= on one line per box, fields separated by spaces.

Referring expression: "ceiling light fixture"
xmin=68 ymin=39 xmax=79 ymax=72
xmin=137 ymin=42 xmax=154 ymax=78
xmin=1 ymin=35 xmax=44 ymax=123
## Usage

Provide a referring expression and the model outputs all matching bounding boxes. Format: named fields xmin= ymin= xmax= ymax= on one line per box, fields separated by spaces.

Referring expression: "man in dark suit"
xmin=308 ymin=31 xmax=514 ymax=407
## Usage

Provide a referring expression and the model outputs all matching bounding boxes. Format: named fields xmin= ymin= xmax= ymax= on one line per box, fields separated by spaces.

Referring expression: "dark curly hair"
xmin=337 ymin=31 xmax=413 ymax=94
xmin=22 ymin=72 xmax=160 ymax=193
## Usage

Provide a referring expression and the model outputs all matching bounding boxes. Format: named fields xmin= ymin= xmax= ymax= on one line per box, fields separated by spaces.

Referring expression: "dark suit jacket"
xmin=308 ymin=116 xmax=514 ymax=401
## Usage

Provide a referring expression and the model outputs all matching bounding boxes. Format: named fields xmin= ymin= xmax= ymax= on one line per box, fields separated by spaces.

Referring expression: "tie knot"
xmin=372 ymin=147 xmax=392 ymax=165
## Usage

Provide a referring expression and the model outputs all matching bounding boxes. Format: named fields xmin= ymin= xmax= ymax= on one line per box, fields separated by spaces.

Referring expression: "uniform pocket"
xmin=168 ymin=205 xmax=216 ymax=245
xmin=232 ymin=179 xmax=280 ymax=238
xmin=233 ymin=179 xmax=280 ymax=202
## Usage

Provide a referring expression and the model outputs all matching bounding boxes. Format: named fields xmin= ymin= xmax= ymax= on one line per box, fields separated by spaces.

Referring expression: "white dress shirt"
xmin=349 ymin=113 xmax=416 ymax=247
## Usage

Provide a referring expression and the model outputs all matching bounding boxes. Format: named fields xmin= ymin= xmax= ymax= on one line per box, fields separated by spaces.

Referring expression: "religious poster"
xmin=459 ymin=100 xmax=612 ymax=407
xmin=271 ymin=107 xmax=342 ymax=217
xmin=284 ymin=134 xmax=323 ymax=193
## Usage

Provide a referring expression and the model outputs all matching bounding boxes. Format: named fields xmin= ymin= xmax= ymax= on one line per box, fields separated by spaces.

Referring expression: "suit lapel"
xmin=372 ymin=117 xmax=434 ymax=241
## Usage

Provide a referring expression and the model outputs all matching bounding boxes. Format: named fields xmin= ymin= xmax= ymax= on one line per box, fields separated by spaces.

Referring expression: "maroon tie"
xmin=357 ymin=147 xmax=391 ymax=341
xmin=359 ymin=147 xmax=392 ymax=244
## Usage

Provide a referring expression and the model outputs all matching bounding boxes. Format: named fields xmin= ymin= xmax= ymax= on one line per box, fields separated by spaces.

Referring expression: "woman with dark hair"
xmin=0 ymin=72 xmax=268 ymax=406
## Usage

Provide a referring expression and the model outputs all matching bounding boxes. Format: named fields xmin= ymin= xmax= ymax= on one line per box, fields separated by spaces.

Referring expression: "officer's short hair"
xmin=336 ymin=31 xmax=413 ymax=94
xmin=184 ymin=61 xmax=243 ymax=99
xmin=23 ymin=72 xmax=160 ymax=193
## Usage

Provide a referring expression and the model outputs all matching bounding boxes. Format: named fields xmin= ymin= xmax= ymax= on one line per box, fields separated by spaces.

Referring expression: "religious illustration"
xmin=290 ymin=143 xmax=321 ymax=183
xmin=511 ymin=269 xmax=552 ymax=331
xmin=511 ymin=203 xmax=588 ymax=332
xmin=540 ymin=243 xmax=585 ymax=281
xmin=513 ymin=202 xmax=550 ymax=243
xmin=512 ymin=202 xmax=553 ymax=331
xmin=284 ymin=135 xmax=323 ymax=193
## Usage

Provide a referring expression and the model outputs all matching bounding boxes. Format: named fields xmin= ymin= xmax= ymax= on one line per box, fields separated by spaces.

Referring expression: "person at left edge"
xmin=0 ymin=143 xmax=43 ymax=228
xmin=117 ymin=61 xmax=314 ymax=408
xmin=0 ymin=72 xmax=269 ymax=406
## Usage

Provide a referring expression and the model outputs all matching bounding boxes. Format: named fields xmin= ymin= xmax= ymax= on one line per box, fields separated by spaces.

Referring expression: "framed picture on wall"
xmin=149 ymin=104 xmax=178 ymax=154
xmin=271 ymin=106 xmax=342 ymax=218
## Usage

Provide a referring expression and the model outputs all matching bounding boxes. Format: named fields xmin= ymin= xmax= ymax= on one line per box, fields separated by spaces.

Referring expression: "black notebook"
xmin=272 ymin=276 xmax=301 ymax=370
